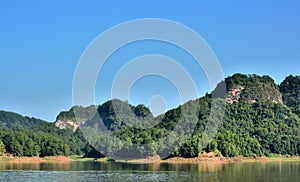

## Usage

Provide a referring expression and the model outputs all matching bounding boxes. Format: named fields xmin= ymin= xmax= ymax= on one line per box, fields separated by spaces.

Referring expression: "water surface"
xmin=0 ymin=161 xmax=299 ymax=181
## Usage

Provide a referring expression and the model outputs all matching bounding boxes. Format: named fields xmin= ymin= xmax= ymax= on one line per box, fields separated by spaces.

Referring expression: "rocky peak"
xmin=215 ymin=74 xmax=283 ymax=104
xmin=54 ymin=105 xmax=97 ymax=131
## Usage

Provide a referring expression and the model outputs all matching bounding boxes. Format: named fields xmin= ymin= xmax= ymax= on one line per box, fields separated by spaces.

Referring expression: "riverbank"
xmin=0 ymin=156 xmax=73 ymax=163
xmin=1 ymin=155 xmax=300 ymax=164
xmin=114 ymin=155 xmax=300 ymax=164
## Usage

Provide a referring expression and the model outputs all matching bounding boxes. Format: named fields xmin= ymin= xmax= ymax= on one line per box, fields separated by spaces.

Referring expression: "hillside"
xmin=1 ymin=73 xmax=300 ymax=159
xmin=78 ymin=96 xmax=300 ymax=159
xmin=0 ymin=110 xmax=46 ymax=129
xmin=280 ymin=75 xmax=300 ymax=116
xmin=58 ymin=74 xmax=300 ymax=159
xmin=56 ymin=74 xmax=287 ymax=131
xmin=0 ymin=110 xmax=97 ymax=157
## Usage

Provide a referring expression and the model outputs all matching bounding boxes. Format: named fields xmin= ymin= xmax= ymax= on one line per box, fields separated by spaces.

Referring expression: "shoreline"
xmin=2 ymin=155 xmax=300 ymax=164
xmin=0 ymin=156 xmax=73 ymax=163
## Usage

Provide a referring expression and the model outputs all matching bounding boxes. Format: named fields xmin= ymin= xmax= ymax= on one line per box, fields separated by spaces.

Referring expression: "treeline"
xmin=204 ymin=101 xmax=300 ymax=157
xmin=0 ymin=128 xmax=69 ymax=156
xmin=0 ymin=116 xmax=99 ymax=157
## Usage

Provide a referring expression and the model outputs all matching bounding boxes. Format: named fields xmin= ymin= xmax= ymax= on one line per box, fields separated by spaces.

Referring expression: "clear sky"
xmin=0 ymin=1 xmax=299 ymax=121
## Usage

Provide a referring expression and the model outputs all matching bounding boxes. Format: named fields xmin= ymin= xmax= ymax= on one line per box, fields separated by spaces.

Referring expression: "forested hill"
xmin=55 ymin=73 xmax=299 ymax=131
xmin=0 ymin=73 xmax=300 ymax=159
xmin=0 ymin=110 xmax=46 ymax=129
xmin=0 ymin=111 xmax=99 ymax=157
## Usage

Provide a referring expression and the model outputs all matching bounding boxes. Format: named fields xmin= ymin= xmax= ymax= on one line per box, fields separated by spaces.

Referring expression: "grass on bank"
xmin=266 ymin=156 xmax=300 ymax=162
xmin=69 ymin=155 xmax=95 ymax=161
xmin=69 ymin=155 xmax=113 ymax=162
xmin=0 ymin=156 xmax=14 ymax=162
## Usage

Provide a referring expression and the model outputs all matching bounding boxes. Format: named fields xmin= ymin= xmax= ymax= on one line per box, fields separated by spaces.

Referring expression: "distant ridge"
xmin=0 ymin=110 xmax=46 ymax=129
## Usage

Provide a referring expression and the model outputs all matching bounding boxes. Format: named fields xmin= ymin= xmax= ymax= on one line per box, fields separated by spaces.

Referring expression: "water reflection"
xmin=0 ymin=161 xmax=299 ymax=181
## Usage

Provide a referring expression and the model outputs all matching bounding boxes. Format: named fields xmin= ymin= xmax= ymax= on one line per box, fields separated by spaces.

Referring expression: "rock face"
xmin=226 ymin=86 xmax=245 ymax=104
xmin=54 ymin=119 xmax=80 ymax=131
xmin=54 ymin=105 xmax=97 ymax=131
xmin=221 ymin=74 xmax=283 ymax=104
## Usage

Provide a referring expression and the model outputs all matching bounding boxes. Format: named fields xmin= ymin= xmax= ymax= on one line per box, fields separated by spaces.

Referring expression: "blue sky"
xmin=0 ymin=1 xmax=299 ymax=121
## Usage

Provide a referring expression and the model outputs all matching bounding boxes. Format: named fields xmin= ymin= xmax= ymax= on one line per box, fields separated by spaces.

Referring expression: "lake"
xmin=0 ymin=161 xmax=299 ymax=181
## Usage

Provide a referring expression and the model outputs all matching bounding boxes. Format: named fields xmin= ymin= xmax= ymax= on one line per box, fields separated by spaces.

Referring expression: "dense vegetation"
xmin=0 ymin=73 xmax=300 ymax=159
xmin=0 ymin=111 xmax=45 ymax=129
xmin=280 ymin=75 xmax=300 ymax=116
xmin=77 ymin=74 xmax=300 ymax=159
xmin=0 ymin=112 xmax=98 ymax=157
xmin=81 ymin=98 xmax=300 ymax=158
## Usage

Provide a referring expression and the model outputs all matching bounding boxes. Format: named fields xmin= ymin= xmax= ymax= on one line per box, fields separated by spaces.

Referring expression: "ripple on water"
xmin=0 ymin=170 xmax=217 ymax=182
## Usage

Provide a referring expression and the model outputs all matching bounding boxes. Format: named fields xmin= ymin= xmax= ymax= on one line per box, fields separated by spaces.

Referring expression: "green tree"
xmin=0 ymin=140 xmax=6 ymax=155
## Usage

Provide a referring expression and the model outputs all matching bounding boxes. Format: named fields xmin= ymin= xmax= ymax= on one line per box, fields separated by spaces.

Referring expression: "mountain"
xmin=69 ymin=73 xmax=300 ymax=159
xmin=77 ymin=91 xmax=300 ymax=159
xmin=0 ymin=110 xmax=46 ymax=129
xmin=55 ymin=74 xmax=285 ymax=131
xmin=1 ymin=73 xmax=300 ymax=159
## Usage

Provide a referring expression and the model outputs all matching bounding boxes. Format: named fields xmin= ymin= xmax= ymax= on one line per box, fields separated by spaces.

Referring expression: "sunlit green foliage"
xmin=280 ymin=75 xmax=300 ymax=115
